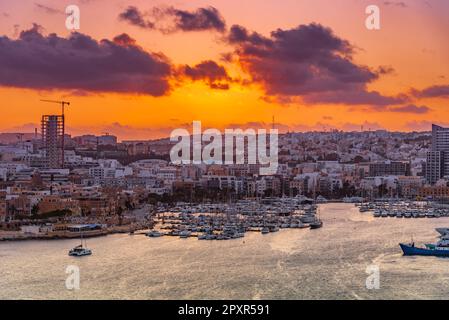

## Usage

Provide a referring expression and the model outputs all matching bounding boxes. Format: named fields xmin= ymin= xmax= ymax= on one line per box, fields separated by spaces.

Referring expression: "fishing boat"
xmin=436 ymin=228 xmax=449 ymax=236
xmin=400 ymin=231 xmax=449 ymax=257
xmin=400 ymin=242 xmax=449 ymax=257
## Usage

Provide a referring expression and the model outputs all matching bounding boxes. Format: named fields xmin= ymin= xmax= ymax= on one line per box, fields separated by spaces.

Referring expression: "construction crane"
xmin=40 ymin=99 xmax=70 ymax=116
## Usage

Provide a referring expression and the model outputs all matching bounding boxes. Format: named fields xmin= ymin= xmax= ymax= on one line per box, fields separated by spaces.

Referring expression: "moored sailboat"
xmin=68 ymin=229 xmax=92 ymax=257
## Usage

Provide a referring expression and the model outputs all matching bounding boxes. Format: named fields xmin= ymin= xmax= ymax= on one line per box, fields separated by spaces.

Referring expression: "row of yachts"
xmin=358 ymin=202 xmax=449 ymax=218
xmin=154 ymin=197 xmax=315 ymax=216
xmin=146 ymin=203 xmax=322 ymax=240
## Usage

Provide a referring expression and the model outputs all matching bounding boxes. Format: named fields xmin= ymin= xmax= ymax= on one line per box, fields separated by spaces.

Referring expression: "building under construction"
xmin=41 ymin=115 xmax=64 ymax=168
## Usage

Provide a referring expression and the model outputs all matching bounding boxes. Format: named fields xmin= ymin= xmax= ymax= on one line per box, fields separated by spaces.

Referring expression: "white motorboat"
xmin=179 ymin=230 xmax=192 ymax=239
xmin=146 ymin=230 xmax=164 ymax=237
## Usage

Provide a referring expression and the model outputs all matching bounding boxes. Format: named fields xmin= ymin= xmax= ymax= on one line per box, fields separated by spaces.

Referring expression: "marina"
xmin=146 ymin=197 xmax=322 ymax=241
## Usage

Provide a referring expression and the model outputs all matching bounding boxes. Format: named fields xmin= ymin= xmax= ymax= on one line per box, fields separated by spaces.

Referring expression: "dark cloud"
xmin=226 ymin=23 xmax=403 ymax=106
xmin=228 ymin=25 xmax=272 ymax=46
xmin=0 ymin=25 xmax=172 ymax=96
xmin=34 ymin=3 xmax=63 ymax=15
xmin=167 ymin=6 xmax=226 ymax=32
xmin=388 ymin=104 xmax=431 ymax=114
xmin=210 ymin=83 xmax=229 ymax=90
xmin=383 ymin=1 xmax=408 ymax=8
xmin=412 ymin=85 xmax=449 ymax=98
xmin=112 ymin=33 xmax=137 ymax=46
xmin=118 ymin=6 xmax=154 ymax=29
xmin=376 ymin=65 xmax=395 ymax=75
xmin=303 ymin=90 xmax=406 ymax=106
xmin=181 ymin=60 xmax=231 ymax=89
xmin=119 ymin=6 xmax=226 ymax=33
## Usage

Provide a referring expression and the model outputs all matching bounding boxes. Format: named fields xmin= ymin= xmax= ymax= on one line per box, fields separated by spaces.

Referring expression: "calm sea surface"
xmin=2 ymin=203 xmax=449 ymax=300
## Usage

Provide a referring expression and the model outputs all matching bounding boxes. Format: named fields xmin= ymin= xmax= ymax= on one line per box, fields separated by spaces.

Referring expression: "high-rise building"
xmin=41 ymin=115 xmax=64 ymax=169
xmin=425 ymin=124 xmax=449 ymax=184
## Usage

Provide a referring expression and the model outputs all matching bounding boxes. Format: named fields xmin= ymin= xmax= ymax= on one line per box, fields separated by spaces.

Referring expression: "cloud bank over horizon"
xmin=0 ymin=2 xmax=447 ymax=138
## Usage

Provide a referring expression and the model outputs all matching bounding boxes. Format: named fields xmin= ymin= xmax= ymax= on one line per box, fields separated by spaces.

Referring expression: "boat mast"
xmin=80 ymin=227 xmax=85 ymax=247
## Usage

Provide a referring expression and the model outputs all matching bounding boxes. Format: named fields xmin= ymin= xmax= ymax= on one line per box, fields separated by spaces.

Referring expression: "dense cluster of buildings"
xmin=1 ymin=113 xmax=449 ymax=225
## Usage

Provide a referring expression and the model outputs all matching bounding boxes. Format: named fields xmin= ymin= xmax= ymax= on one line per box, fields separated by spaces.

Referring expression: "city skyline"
xmin=0 ymin=121 xmax=440 ymax=144
xmin=0 ymin=0 xmax=448 ymax=139
xmin=3 ymin=1 xmax=449 ymax=304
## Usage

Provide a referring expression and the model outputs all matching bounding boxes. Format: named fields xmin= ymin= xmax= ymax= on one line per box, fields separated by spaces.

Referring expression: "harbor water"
xmin=2 ymin=203 xmax=449 ymax=300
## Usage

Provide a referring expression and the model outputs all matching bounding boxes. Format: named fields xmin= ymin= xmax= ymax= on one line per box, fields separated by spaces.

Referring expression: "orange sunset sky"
xmin=0 ymin=0 xmax=448 ymax=140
